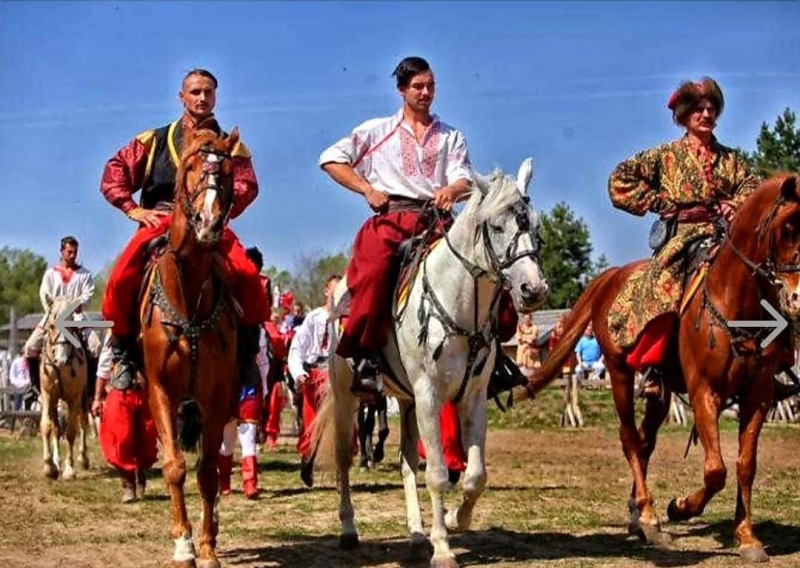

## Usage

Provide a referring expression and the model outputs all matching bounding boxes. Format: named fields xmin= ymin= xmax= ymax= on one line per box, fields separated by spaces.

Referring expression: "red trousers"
xmin=99 ymin=389 xmax=158 ymax=473
xmin=338 ymin=211 xmax=518 ymax=358
xmin=297 ymin=368 xmax=328 ymax=459
xmin=417 ymin=401 xmax=466 ymax=472
xmin=263 ymin=381 xmax=285 ymax=439
xmin=102 ymin=216 xmax=270 ymax=337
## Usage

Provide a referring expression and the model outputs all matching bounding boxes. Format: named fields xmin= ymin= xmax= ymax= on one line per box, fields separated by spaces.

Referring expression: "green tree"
xmin=538 ymin=203 xmax=595 ymax=309
xmin=750 ymin=108 xmax=800 ymax=179
xmin=289 ymin=251 xmax=349 ymax=308
xmin=0 ymin=247 xmax=48 ymax=323
xmin=88 ymin=255 xmax=120 ymax=312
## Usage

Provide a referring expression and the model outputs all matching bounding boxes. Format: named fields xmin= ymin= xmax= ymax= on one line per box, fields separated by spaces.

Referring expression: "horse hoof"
xmin=444 ymin=510 xmax=471 ymax=533
xmin=666 ymin=497 xmax=692 ymax=522
xmin=339 ymin=533 xmax=359 ymax=550
xmin=43 ymin=463 xmax=59 ymax=480
xmin=80 ymin=458 xmax=90 ymax=471
xmin=196 ymin=558 xmax=222 ymax=568
xmin=634 ymin=521 xmax=662 ymax=544
xmin=430 ymin=555 xmax=459 ymax=568
xmin=740 ymin=545 xmax=769 ymax=563
xmin=61 ymin=468 xmax=75 ymax=481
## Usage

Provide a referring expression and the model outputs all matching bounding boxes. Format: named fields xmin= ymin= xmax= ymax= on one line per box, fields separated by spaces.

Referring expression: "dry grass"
xmin=0 ymin=388 xmax=799 ymax=567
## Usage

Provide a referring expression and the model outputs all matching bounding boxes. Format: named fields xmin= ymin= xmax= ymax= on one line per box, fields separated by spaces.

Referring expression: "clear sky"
xmin=1 ymin=1 xmax=799 ymax=276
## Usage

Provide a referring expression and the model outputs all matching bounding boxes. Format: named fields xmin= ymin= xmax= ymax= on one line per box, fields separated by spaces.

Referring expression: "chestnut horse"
xmin=141 ymin=128 xmax=240 ymax=567
xmin=523 ymin=174 xmax=800 ymax=562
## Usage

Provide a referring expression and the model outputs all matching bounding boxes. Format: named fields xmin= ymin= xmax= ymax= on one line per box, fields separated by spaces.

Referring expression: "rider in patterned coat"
xmin=99 ymin=68 xmax=270 ymax=388
xmin=605 ymin=77 xmax=794 ymax=397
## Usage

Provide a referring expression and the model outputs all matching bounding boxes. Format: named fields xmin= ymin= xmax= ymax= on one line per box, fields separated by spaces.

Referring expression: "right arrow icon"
xmin=727 ymin=299 xmax=789 ymax=349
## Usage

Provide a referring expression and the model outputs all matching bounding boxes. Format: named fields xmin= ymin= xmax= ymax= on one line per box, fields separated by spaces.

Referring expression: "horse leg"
xmin=399 ymin=400 xmax=427 ymax=550
xmin=445 ymin=393 xmax=488 ymax=533
xmin=364 ymin=404 xmax=376 ymax=467
xmin=415 ymin=393 xmax=457 ymax=567
xmin=332 ymin=366 xmax=360 ymax=550
xmin=149 ymin=384 xmax=195 ymax=567
xmin=609 ymin=364 xmax=662 ymax=543
xmin=195 ymin=413 xmax=226 ymax=568
xmin=374 ymin=398 xmax=389 ymax=463
xmin=39 ymin=390 xmax=58 ymax=479
xmin=79 ymin=406 xmax=90 ymax=470
xmin=627 ymin=389 xmax=671 ymax=538
xmin=61 ymin=401 xmax=81 ymax=480
xmin=732 ymin=390 xmax=770 ymax=562
xmin=667 ymin=387 xmax=725 ymax=522
xmin=357 ymin=403 xmax=370 ymax=469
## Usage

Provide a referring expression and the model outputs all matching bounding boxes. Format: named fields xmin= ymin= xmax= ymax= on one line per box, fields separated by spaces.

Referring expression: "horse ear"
xmin=780 ymin=175 xmax=799 ymax=201
xmin=227 ymin=126 xmax=240 ymax=149
xmin=516 ymin=157 xmax=534 ymax=195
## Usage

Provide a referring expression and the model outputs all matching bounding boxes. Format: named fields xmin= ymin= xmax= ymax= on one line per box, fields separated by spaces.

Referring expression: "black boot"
xmin=774 ymin=365 xmax=800 ymax=401
xmin=487 ymin=351 xmax=527 ymax=400
xmin=300 ymin=453 xmax=315 ymax=488
xmin=351 ymin=354 xmax=381 ymax=397
xmin=25 ymin=357 xmax=41 ymax=393
xmin=237 ymin=325 xmax=262 ymax=387
xmin=638 ymin=367 xmax=665 ymax=400
xmin=109 ymin=335 xmax=138 ymax=390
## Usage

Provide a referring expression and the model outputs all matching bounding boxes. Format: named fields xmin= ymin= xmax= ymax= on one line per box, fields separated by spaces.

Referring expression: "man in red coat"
xmin=99 ymin=68 xmax=270 ymax=388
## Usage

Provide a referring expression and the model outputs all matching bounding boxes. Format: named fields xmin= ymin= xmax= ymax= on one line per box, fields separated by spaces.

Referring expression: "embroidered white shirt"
xmin=319 ymin=109 xmax=473 ymax=200
xmin=9 ymin=356 xmax=31 ymax=390
xmin=287 ymin=307 xmax=332 ymax=383
xmin=39 ymin=265 xmax=95 ymax=312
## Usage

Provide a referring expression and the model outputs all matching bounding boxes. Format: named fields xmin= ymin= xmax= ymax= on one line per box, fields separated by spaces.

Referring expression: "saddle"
xmin=679 ymin=237 xmax=719 ymax=315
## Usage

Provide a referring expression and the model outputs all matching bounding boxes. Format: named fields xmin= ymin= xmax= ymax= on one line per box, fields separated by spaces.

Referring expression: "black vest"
xmin=140 ymin=119 xmax=224 ymax=210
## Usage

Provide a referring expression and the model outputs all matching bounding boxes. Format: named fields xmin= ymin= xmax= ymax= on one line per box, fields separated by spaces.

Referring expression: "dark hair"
xmin=60 ymin=236 xmax=78 ymax=250
xmin=392 ymin=56 xmax=431 ymax=88
xmin=183 ymin=68 xmax=218 ymax=89
xmin=245 ymin=246 xmax=264 ymax=272
xmin=326 ymin=274 xmax=342 ymax=287
xmin=667 ymin=77 xmax=724 ymax=127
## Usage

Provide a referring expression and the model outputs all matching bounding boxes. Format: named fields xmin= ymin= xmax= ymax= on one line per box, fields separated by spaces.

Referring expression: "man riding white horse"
xmin=318 ymin=55 xmax=523 ymax=397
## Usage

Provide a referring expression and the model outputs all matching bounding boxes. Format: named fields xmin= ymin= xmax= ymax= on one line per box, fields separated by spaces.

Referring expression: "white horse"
xmin=39 ymin=295 xmax=90 ymax=480
xmin=312 ymin=158 xmax=548 ymax=568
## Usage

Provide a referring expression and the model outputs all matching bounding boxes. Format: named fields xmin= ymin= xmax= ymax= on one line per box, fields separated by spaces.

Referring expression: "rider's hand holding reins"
xmin=126 ymin=206 xmax=169 ymax=228
xmin=433 ymin=180 xmax=471 ymax=212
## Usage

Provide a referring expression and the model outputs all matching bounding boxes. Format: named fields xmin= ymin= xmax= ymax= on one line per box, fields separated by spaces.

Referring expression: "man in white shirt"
xmin=319 ymin=56 xmax=474 ymax=395
xmin=24 ymin=236 xmax=101 ymax=359
xmin=287 ymin=274 xmax=341 ymax=487
xmin=9 ymin=349 xmax=32 ymax=411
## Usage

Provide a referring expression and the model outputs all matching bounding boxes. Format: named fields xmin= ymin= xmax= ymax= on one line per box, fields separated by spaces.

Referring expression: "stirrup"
xmin=636 ymin=367 xmax=665 ymax=401
xmin=351 ymin=356 xmax=382 ymax=398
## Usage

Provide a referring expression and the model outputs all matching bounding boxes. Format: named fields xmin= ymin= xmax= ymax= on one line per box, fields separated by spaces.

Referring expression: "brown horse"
xmin=141 ymin=127 xmax=240 ymax=567
xmin=522 ymin=174 xmax=800 ymax=562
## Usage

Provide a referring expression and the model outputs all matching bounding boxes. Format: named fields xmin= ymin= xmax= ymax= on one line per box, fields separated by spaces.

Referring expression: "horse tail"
xmin=177 ymin=399 xmax=203 ymax=453
xmin=523 ymin=267 xmax=619 ymax=399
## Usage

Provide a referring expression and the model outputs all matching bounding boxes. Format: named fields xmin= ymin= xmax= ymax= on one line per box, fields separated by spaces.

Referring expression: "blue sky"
xmin=1 ymin=1 xmax=799 ymax=276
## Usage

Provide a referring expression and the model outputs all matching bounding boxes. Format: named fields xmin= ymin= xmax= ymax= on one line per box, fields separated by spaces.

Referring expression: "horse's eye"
xmin=489 ymin=224 xmax=504 ymax=234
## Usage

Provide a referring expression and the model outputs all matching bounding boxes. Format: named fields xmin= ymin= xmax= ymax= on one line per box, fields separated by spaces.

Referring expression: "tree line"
xmin=2 ymin=107 xmax=799 ymax=323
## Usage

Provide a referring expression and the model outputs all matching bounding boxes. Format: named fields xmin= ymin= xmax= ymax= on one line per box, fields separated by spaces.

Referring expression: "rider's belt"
xmin=303 ymin=356 xmax=329 ymax=372
xmin=386 ymin=195 xmax=429 ymax=214
xmin=664 ymin=206 xmax=714 ymax=224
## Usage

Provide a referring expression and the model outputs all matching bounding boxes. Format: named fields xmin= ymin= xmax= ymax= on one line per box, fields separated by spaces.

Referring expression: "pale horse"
xmin=311 ymin=158 xmax=549 ymax=568
xmin=39 ymin=295 xmax=90 ymax=480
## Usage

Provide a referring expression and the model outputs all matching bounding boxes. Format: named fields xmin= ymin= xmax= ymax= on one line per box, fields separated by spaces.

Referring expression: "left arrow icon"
xmin=55 ymin=298 xmax=114 ymax=349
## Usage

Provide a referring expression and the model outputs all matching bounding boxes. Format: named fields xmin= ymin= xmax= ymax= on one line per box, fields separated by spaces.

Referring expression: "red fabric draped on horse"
xmin=142 ymin=127 xmax=242 ymax=567
xmin=522 ymin=174 xmax=800 ymax=562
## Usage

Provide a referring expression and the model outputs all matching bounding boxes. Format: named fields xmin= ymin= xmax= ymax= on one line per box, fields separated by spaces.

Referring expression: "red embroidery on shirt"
xmin=399 ymin=128 xmax=418 ymax=178
xmin=421 ymin=122 xmax=441 ymax=181
xmin=53 ymin=265 xmax=75 ymax=284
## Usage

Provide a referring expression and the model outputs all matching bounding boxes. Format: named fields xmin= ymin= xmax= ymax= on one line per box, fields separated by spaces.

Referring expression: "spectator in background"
xmin=515 ymin=313 xmax=540 ymax=374
xmin=9 ymin=348 xmax=32 ymax=411
xmin=574 ymin=323 xmax=605 ymax=380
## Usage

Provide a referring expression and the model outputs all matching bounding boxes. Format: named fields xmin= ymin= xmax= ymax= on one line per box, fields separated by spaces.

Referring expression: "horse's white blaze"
xmin=173 ymin=534 xmax=196 ymax=562
xmin=202 ymin=189 xmax=218 ymax=218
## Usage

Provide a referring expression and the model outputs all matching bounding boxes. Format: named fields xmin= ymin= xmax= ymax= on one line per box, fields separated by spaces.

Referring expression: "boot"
xmin=218 ymin=454 xmax=233 ymax=496
xmin=487 ymin=351 xmax=527 ymax=399
xmin=241 ymin=455 xmax=259 ymax=500
xmin=774 ymin=365 xmax=800 ymax=401
xmin=136 ymin=468 xmax=147 ymax=498
xmin=238 ymin=325 xmax=262 ymax=387
xmin=108 ymin=335 xmax=138 ymax=389
xmin=638 ymin=367 xmax=665 ymax=400
xmin=25 ymin=357 xmax=41 ymax=393
xmin=121 ymin=470 xmax=137 ymax=504
xmin=300 ymin=453 xmax=315 ymax=488
xmin=351 ymin=353 xmax=381 ymax=397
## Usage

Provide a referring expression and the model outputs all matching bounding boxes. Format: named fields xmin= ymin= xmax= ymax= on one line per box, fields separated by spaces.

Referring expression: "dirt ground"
xmin=1 ymin=406 xmax=799 ymax=568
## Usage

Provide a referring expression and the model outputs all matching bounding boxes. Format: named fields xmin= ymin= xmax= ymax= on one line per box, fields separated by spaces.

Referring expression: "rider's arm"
xmin=444 ymin=129 xmax=474 ymax=201
xmin=608 ymin=144 xmax=668 ymax=216
xmin=319 ymin=119 xmax=379 ymax=198
xmin=38 ymin=269 xmax=53 ymax=311
xmin=100 ymin=132 xmax=154 ymax=215
xmin=728 ymin=148 xmax=760 ymax=208
xmin=229 ymin=140 xmax=259 ymax=220
xmin=287 ymin=317 xmax=313 ymax=385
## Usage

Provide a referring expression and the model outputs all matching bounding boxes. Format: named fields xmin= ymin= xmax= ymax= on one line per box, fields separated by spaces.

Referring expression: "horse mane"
xmin=462 ymin=169 xmax=532 ymax=227
xmin=174 ymin=128 xmax=225 ymax=201
xmin=731 ymin=173 xmax=797 ymax=242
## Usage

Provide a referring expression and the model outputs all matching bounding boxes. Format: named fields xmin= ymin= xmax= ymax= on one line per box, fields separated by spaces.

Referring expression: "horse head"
xmin=470 ymin=157 xmax=549 ymax=313
xmin=174 ymin=126 xmax=239 ymax=248
xmin=731 ymin=174 xmax=800 ymax=320
xmin=42 ymin=295 xmax=77 ymax=366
